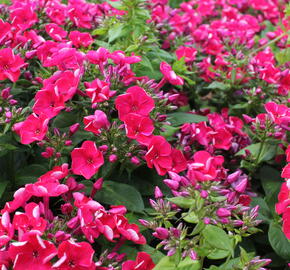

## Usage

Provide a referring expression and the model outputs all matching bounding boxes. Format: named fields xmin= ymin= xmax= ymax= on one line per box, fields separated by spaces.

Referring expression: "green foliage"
xmin=167 ymin=112 xmax=207 ymax=126
xmin=202 ymin=225 xmax=234 ymax=256
xmin=153 ymin=255 xmax=201 ymax=270
xmin=268 ymin=222 xmax=290 ymax=260
xmin=94 ymin=181 xmax=145 ymax=212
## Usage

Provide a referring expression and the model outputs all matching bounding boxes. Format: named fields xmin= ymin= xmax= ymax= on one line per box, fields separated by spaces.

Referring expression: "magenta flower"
xmin=187 ymin=151 xmax=224 ymax=181
xmin=122 ymin=252 xmax=155 ymax=270
xmin=0 ymin=48 xmax=26 ymax=82
xmin=13 ymin=113 xmax=49 ymax=145
xmin=45 ymin=23 xmax=67 ymax=42
xmin=83 ymin=110 xmax=110 ymax=135
xmin=176 ymin=46 xmax=197 ymax=62
xmin=33 ymin=87 xmax=65 ymax=119
xmin=124 ymin=113 xmax=154 ymax=145
xmin=10 ymin=6 xmax=38 ymax=31
xmin=145 ymin=136 xmax=172 ymax=176
xmin=53 ymin=240 xmax=95 ymax=270
xmin=115 ymin=86 xmax=155 ymax=121
xmin=85 ymin=79 xmax=116 ymax=104
xmin=8 ymin=234 xmax=57 ymax=270
xmin=69 ymin=31 xmax=93 ymax=48
xmin=160 ymin=62 xmax=184 ymax=85
xmin=71 ymin=141 xmax=104 ymax=179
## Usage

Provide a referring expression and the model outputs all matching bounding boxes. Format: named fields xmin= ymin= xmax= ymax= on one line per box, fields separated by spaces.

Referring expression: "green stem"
xmin=247 ymin=32 xmax=288 ymax=60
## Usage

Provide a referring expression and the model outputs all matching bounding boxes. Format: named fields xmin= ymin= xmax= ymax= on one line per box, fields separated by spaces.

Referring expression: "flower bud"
xmin=109 ymin=154 xmax=118 ymax=163
xmin=69 ymin=123 xmax=80 ymax=136
xmin=154 ymin=186 xmax=163 ymax=199
xmin=216 ymin=208 xmax=231 ymax=218
xmin=153 ymin=227 xmax=169 ymax=239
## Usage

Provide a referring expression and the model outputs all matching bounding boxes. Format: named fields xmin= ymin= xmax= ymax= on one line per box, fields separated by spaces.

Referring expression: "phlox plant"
xmin=0 ymin=0 xmax=289 ymax=269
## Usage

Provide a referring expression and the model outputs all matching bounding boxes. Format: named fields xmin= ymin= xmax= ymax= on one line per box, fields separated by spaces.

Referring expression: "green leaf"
xmin=15 ymin=164 xmax=48 ymax=186
xmin=177 ymin=257 xmax=201 ymax=270
xmin=182 ymin=212 xmax=199 ymax=223
xmin=275 ymin=48 xmax=290 ymax=65
xmin=147 ymin=48 xmax=175 ymax=62
xmin=268 ymin=221 xmax=290 ymax=260
xmin=206 ymin=82 xmax=230 ymax=91
xmin=259 ymin=166 xmax=282 ymax=197
xmin=0 ymin=143 xmax=17 ymax=157
xmin=167 ymin=112 xmax=207 ymax=126
xmin=168 ymin=197 xmax=195 ymax=208
xmin=0 ymin=180 xmax=8 ymax=199
xmin=202 ymin=225 xmax=234 ymax=254
xmin=217 ymin=257 xmax=241 ymax=270
xmin=153 ymin=256 xmax=176 ymax=270
xmin=92 ymin=28 xmax=107 ymax=36
xmin=236 ymin=142 xmax=277 ymax=163
xmin=207 ymin=249 xmax=230 ymax=260
xmin=94 ymin=181 xmax=144 ymax=212
xmin=140 ymin=245 xmax=165 ymax=264
xmin=172 ymin=58 xmax=187 ymax=73
xmin=160 ymin=125 xmax=179 ymax=139
xmin=108 ymin=24 xmax=125 ymax=43
xmin=107 ymin=0 xmax=124 ymax=9
xmin=53 ymin=111 xmax=78 ymax=128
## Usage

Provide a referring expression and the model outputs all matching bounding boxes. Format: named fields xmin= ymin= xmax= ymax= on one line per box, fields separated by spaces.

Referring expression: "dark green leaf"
xmin=0 ymin=180 xmax=8 ymax=199
xmin=259 ymin=166 xmax=282 ymax=197
xmin=167 ymin=112 xmax=207 ymax=126
xmin=15 ymin=164 xmax=48 ymax=186
xmin=94 ymin=181 xmax=144 ymax=212
xmin=268 ymin=221 xmax=290 ymax=260
xmin=53 ymin=111 xmax=78 ymax=128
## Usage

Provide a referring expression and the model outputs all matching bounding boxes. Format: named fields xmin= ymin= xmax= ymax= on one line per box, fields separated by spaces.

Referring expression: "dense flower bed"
xmin=0 ymin=0 xmax=289 ymax=269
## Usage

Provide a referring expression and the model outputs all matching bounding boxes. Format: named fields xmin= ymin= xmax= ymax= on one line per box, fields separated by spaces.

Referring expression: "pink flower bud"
xmin=139 ymin=219 xmax=150 ymax=227
xmin=130 ymin=156 xmax=140 ymax=165
xmin=154 ymin=187 xmax=163 ymax=198
xmin=94 ymin=177 xmax=104 ymax=191
xmin=242 ymin=114 xmax=253 ymax=124
xmin=5 ymin=111 xmax=12 ymax=119
xmin=227 ymin=171 xmax=241 ymax=183
xmin=153 ymin=227 xmax=169 ymax=239
xmin=66 ymin=177 xmax=78 ymax=190
xmin=189 ymin=250 xmax=198 ymax=261
xmin=1 ymin=88 xmax=10 ymax=99
xmin=9 ymin=99 xmax=18 ymax=105
xmin=200 ymin=190 xmax=208 ymax=198
xmin=164 ymin=179 xmax=179 ymax=190
xmin=109 ymin=205 xmax=127 ymax=215
xmin=232 ymin=176 xmax=248 ymax=193
xmin=61 ymin=203 xmax=73 ymax=215
xmin=65 ymin=140 xmax=72 ymax=146
xmin=99 ymin=145 xmax=108 ymax=152
xmin=109 ymin=154 xmax=118 ymax=163
xmin=216 ymin=208 xmax=231 ymax=218
xmin=69 ymin=123 xmax=80 ymax=136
